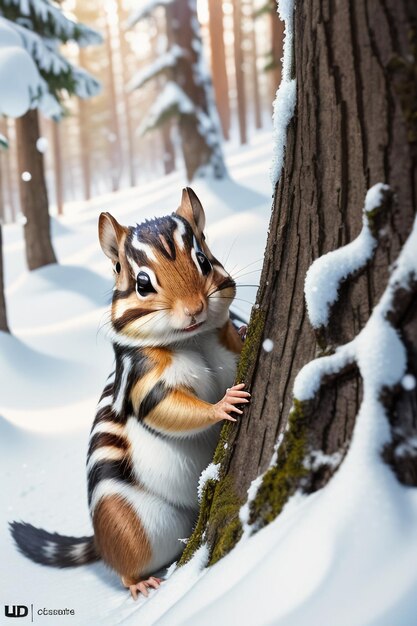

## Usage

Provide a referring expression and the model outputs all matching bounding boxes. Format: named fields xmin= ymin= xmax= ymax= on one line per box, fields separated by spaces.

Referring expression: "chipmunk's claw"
xmin=124 ymin=576 xmax=162 ymax=600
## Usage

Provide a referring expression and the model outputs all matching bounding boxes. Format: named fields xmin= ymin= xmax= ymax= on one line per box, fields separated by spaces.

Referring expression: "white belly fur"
xmin=126 ymin=330 xmax=238 ymax=570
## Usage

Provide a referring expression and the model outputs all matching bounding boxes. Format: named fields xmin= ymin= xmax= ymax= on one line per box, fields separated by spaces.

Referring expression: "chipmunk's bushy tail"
xmin=9 ymin=521 xmax=99 ymax=568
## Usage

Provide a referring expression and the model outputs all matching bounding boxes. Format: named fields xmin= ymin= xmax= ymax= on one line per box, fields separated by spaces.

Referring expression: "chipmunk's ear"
xmin=98 ymin=212 xmax=126 ymax=262
xmin=176 ymin=187 xmax=206 ymax=234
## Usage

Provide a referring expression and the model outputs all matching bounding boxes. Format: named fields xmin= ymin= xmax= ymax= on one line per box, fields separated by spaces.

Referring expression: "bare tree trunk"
xmin=249 ymin=0 xmax=262 ymax=130
xmin=117 ymin=0 xmax=136 ymax=187
xmin=78 ymin=48 xmax=92 ymax=201
xmin=51 ymin=120 xmax=63 ymax=215
xmin=105 ymin=12 xmax=122 ymax=192
xmin=15 ymin=109 xmax=57 ymax=271
xmin=208 ymin=0 xmax=231 ymax=140
xmin=0 ymin=225 xmax=9 ymax=333
xmin=233 ymin=0 xmax=247 ymax=144
xmin=181 ymin=0 xmax=417 ymax=566
xmin=1 ymin=120 xmax=16 ymax=221
xmin=270 ymin=5 xmax=284 ymax=103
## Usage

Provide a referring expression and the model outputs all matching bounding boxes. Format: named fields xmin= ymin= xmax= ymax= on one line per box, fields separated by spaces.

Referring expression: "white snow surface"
xmin=128 ymin=45 xmax=185 ymax=92
xmin=305 ymin=183 xmax=390 ymax=328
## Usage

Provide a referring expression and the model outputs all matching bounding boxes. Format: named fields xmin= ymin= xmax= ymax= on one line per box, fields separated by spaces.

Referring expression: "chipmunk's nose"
xmin=184 ymin=299 xmax=204 ymax=318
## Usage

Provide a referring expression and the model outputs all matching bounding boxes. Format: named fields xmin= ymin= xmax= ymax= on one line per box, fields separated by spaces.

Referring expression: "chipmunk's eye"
xmin=196 ymin=251 xmax=212 ymax=275
xmin=136 ymin=271 xmax=157 ymax=296
xmin=114 ymin=262 xmax=121 ymax=274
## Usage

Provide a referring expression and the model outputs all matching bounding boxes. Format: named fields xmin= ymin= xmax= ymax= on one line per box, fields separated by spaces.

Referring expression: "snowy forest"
xmin=1 ymin=0 xmax=417 ymax=625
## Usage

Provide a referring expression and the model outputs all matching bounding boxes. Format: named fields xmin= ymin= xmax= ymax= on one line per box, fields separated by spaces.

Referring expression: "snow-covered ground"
xmin=2 ymin=129 xmax=417 ymax=626
xmin=0 ymin=132 xmax=271 ymax=624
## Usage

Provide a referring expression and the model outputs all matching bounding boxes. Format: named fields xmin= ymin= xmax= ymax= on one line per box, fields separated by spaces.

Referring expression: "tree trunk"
xmin=51 ymin=120 xmax=64 ymax=215
xmin=105 ymin=11 xmax=122 ymax=192
xmin=117 ymin=0 xmax=137 ymax=187
xmin=208 ymin=0 xmax=231 ymax=140
xmin=0 ymin=157 xmax=9 ymax=331
xmin=249 ymin=0 xmax=262 ymax=130
xmin=0 ymin=225 xmax=9 ymax=333
xmin=233 ymin=0 xmax=247 ymax=144
xmin=15 ymin=109 xmax=57 ymax=271
xmin=78 ymin=48 xmax=92 ymax=201
xmin=269 ymin=4 xmax=284 ymax=103
xmin=168 ymin=0 xmax=226 ymax=181
xmin=181 ymin=0 xmax=417 ymax=566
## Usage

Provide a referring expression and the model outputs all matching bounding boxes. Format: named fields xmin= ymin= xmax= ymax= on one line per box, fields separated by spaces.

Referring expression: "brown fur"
xmin=93 ymin=495 xmax=152 ymax=584
xmin=218 ymin=320 xmax=243 ymax=355
xmin=144 ymin=386 xmax=213 ymax=433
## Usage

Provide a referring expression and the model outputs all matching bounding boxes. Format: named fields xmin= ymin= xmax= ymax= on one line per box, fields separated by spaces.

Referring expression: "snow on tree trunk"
xmin=181 ymin=0 xmax=417 ymax=566
xmin=167 ymin=0 xmax=226 ymax=180
xmin=15 ymin=108 xmax=57 ymax=271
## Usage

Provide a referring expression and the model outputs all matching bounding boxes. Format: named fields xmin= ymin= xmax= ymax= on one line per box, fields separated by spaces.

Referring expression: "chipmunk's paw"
xmin=213 ymin=383 xmax=251 ymax=422
xmin=123 ymin=576 xmax=162 ymax=600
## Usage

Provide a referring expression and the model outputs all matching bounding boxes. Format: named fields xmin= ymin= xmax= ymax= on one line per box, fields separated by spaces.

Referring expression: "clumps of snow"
xmin=305 ymin=183 xmax=390 ymax=329
xmin=239 ymin=433 xmax=284 ymax=539
xmin=402 ymin=374 xmax=416 ymax=391
xmin=128 ymin=45 xmax=185 ymax=92
xmin=164 ymin=561 xmax=177 ymax=579
xmin=0 ymin=18 xmax=45 ymax=118
xmin=270 ymin=0 xmax=296 ymax=187
xmin=139 ymin=82 xmax=194 ymax=135
xmin=127 ymin=0 xmax=174 ymax=28
xmin=239 ymin=474 xmax=263 ymax=537
xmin=304 ymin=449 xmax=343 ymax=472
xmin=262 ymin=338 xmax=274 ymax=352
xmin=21 ymin=171 xmax=32 ymax=182
xmin=197 ymin=463 xmax=220 ymax=502
xmin=36 ymin=136 xmax=48 ymax=153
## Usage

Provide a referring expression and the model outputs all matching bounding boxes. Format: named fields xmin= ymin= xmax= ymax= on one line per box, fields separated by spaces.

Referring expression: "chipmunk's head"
xmin=99 ymin=188 xmax=236 ymax=346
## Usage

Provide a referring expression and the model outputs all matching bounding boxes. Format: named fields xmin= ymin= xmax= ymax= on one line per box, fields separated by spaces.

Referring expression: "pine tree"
xmin=0 ymin=0 xmax=101 ymax=270
xmin=128 ymin=0 xmax=226 ymax=181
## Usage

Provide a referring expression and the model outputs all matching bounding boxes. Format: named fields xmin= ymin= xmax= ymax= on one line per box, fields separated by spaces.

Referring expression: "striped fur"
xmin=11 ymin=188 xmax=245 ymax=591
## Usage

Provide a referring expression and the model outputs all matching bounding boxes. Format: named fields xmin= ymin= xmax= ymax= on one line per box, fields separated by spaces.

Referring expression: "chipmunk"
xmin=10 ymin=188 xmax=249 ymax=600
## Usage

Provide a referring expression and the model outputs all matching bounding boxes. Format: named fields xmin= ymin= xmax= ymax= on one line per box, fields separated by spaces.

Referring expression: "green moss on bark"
xmin=235 ymin=307 xmax=265 ymax=383
xmin=208 ymin=476 xmax=244 ymax=565
xmin=249 ymin=399 xmax=309 ymax=526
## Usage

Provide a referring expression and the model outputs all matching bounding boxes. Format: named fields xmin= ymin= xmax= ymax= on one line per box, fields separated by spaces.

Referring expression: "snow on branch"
xmin=8 ymin=19 xmax=100 ymax=115
xmin=139 ymin=81 xmax=194 ymax=134
xmin=127 ymin=0 xmax=174 ymax=28
xmin=127 ymin=45 xmax=185 ymax=92
xmin=294 ymin=213 xmax=416 ymax=408
xmin=305 ymin=183 xmax=391 ymax=329
xmin=1 ymin=0 xmax=102 ymax=45
xmin=270 ymin=0 xmax=296 ymax=187
xmin=0 ymin=16 xmax=49 ymax=117
xmin=198 ymin=463 xmax=220 ymax=503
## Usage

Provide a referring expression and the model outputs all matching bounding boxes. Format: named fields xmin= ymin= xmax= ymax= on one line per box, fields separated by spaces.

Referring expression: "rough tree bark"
xmin=181 ymin=0 xmax=417 ymax=566
xmin=208 ymin=0 xmax=231 ymax=140
xmin=15 ymin=109 xmax=57 ymax=271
